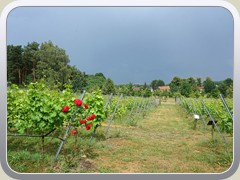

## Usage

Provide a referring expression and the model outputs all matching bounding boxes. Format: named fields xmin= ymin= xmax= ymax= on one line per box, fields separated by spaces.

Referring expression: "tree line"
xmin=167 ymin=76 xmax=233 ymax=98
xmin=7 ymin=41 xmax=233 ymax=98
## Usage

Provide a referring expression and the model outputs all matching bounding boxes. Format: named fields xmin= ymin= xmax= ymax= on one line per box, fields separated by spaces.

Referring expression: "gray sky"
xmin=7 ymin=7 xmax=233 ymax=85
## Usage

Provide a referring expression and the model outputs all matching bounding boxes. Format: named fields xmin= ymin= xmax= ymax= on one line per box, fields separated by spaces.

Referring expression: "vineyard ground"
xmin=7 ymin=99 xmax=233 ymax=173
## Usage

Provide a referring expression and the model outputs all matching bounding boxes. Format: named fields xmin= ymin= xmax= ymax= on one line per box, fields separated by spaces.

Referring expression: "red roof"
xmin=159 ymin=86 xmax=170 ymax=91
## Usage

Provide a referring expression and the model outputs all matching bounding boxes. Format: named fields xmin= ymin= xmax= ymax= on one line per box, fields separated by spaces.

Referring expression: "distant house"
xmin=159 ymin=86 xmax=170 ymax=91
xmin=197 ymin=86 xmax=204 ymax=92
xmin=132 ymin=86 xmax=140 ymax=91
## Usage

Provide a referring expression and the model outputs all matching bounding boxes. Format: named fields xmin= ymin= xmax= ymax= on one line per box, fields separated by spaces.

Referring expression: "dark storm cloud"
xmin=7 ymin=7 xmax=233 ymax=84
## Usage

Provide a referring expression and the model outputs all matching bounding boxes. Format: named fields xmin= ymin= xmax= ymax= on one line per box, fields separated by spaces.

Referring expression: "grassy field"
xmin=7 ymin=99 xmax=233 ymax=173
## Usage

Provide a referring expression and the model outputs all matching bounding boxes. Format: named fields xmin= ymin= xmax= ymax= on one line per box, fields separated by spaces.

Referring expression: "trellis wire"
xmin=7 ymin=128 xmax=56 ymax=138
xmin=8 ymin=128 xmax=61 ymax=154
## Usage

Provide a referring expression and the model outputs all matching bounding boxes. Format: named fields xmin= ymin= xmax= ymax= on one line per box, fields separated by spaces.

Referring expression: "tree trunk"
xmin=18 ymin=67 xmax=21 ymax=84
xmin=32 ymin=62 xmax=36 ymax=82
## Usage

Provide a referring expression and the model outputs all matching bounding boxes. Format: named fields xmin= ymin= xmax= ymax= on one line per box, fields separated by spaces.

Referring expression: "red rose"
xmin=87 ymin=114 xmax=96 ymax=121
xmin=71 ymin=129 xmax=77 ymax=135
xmin=73 ymin=99 xmax=82 ymax=106
xmin=79 ymin=119 xmax=87 ymax=124
xmin=62 ymin=105 xmax=70 ymax=113
xmin=86 ymin=123 xmax=92 ymax=130
xmin=91 ymin=114 xmax=96 ymax=119
xmin=84 ymin=104 xmax=89 ymax=109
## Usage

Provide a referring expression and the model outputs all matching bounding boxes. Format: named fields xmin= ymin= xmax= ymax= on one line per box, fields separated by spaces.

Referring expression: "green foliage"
xmin=102 ymin=78 xmax=116 ymax=95
xmin=7 ymin=80 xmax=107 ymax=135
xmin=153 ymin=89 xmax=161 ymax=97
xmin=84 ymin=89 xmax=107 ymax=129
xmin=180 ymin=97 xmax=233 ymax=134
xmin=7 ymin=78 xmax=153 ymax=136
xmin=143 ymin=88 xmax=152 ymax=97
xmin=7 ymin=80 xmax=76 ymax=134
xmin=7 ymin=41 xmax=89 ymax=92
xmin=169 ymin=76 xmax=198 ymax=97
xmin=107 ymin=95 xmax=151 ymax=126
xmin=218 ymin=78 xmax=233 ymax=98
xmin=115 ymin=83 xmax=134 ymax=96
xmin=168 ymin=76 xmax=232 ymax=98
xmin=196 ymin=77 xmax=202 ymax=87
xmin=150 ymin=79 xmax=165 ymax=90
xmin=85 ymin=73 xmax=107 ymax=92
xmin=226 ymin=85 xmax=233 ymax=98
xmin=180 ymin=79 xmax=192 ymax=97
xmin=169 ymin=76 xmax=182 ymax=94
xmin=69 ymin=66 xmax=87 ymax=93
xmin=203 ymin=77 xmax=216 ymax=94
xmin=7 ymin=41 xmax=233 ymax=99
xmin=35 ymin=41 xmax=72 ymax=90
xmin=126 ymin=83 xmax=135 ymax=96
xmin=172 ymin=92 xmax=181 ymax=98
xmin=22 ymin=42 xmax=40 ymax=83
xmin=7 ymin=45 xmax=23 ymax=84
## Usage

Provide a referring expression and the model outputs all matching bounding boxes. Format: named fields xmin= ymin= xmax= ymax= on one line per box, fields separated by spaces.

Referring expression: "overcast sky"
xmin=7 ymin=7 xmax=233 ymax=85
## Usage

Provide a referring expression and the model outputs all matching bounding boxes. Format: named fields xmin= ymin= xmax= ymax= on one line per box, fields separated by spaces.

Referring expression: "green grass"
xmin=7 ymin=100 xmax=233 ymax=173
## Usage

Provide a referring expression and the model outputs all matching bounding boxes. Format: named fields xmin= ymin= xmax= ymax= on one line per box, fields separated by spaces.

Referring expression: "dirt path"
xmin=92 ymin=103 xmax=233 ymax=173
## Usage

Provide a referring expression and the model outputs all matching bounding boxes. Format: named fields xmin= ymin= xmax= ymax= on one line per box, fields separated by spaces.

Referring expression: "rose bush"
xmin=7 ymin=80 xmax=76 ymax=135
xmin=7 ymin=80 xmax=106 ymax=137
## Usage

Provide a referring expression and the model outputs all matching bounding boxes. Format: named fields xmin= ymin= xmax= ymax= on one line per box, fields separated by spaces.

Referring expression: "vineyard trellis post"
xmin=105 ymin=93 xmax=123 ymax=134
xmin=104 ymin=93 xmax=113 ymax=111
xmin=219 ymin=94 xmax=233 ymax=121
xmin=200 ymin=100 xmax=227 ymax=146
xmin=54 ymin=90 xmax=86 ymax=162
